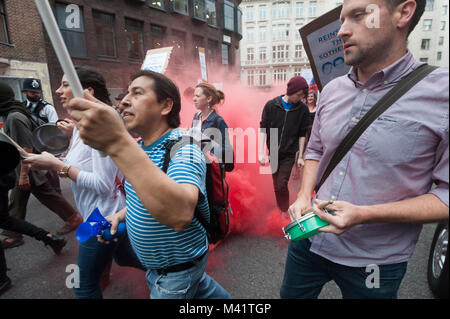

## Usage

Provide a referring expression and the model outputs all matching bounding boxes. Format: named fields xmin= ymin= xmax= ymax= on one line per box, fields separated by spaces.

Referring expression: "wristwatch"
xmin=58 ymin=164 xmax=71 ymax=178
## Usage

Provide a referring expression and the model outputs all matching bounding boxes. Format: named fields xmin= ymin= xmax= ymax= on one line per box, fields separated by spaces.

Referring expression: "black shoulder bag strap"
xmin=315 ymin=64 xmax=438 ymax=193
xmin=161 ymin=136 xmax=210 ymax=232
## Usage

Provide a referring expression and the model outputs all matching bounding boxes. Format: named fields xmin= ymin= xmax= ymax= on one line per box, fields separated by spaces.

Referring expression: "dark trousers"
xmin=270 ymin=154 xmax=296 ymax=212
xmin=0 ymin=189 xmax=50 ymax=279
xmin=3 ymin=178 xmax=78 ymax=238
xmin=280 ymin=239 xmax=408 ymax=299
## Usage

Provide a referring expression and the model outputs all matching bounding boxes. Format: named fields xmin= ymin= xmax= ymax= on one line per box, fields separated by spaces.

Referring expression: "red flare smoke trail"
xmin=177 ymin=72 xmax=293 ymax=241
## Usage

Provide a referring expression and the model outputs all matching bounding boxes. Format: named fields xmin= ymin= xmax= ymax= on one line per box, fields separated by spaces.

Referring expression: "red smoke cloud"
xmin=176 ymin=70 xmax=293 ymax=241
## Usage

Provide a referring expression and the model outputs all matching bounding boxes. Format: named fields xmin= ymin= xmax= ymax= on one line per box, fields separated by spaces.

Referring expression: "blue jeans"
xmin=146 ymin=252 xmax=231 ymax=299
xmin=74 ymin=233 xmax=144 ymax=299
xmin=280 ymin=239 xmax=407 ymax=299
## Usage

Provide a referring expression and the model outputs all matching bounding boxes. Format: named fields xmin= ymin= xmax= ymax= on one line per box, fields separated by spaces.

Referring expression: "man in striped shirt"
xmin=69 ymin=70 xmax=230 ymax=299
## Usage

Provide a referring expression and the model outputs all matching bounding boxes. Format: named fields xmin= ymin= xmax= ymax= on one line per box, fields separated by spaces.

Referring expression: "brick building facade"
xmin=0 ymin=0 xmax=53 ymax=104
xmin=1 ymin=0 xmax=243 ymax=116
xmin=44 ymin=0 xmax=243 ymax=115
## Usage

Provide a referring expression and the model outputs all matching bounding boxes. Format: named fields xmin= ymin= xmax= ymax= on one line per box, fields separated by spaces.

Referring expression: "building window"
xmin=223 ymin=0 xmax=235 ymax=32
xmin=272 ymin=45 xmax=289 ymax=61
xmin=0 ymin=0 xmax=10 ymax=44
xmin=437 ymin=51 xmax=442 ymax=61
xmin=272 ymin=2 xmax=289 ymax=19
xmin=440 ymin=21 xmax=446 ymax=30
xmin=247 ymin=47 xmax=254 ymax=61
xmin=439 ymin=36 xmax=444 ymax=45
xmin=256 ymin=69 xmax=266 ymax=86
xmin=247 ymin=70 xmax=254 ymax=86
xmin=443 ymin=5 xmax=448 ymax=15
xmin=246 ymin=6 xmax=254 ymax=21
xmin=295 ymin=44 xmax=302 ymax=58
xmin=425 ymin=0 xmax=434 ymax=11
xmin=149 ymin=0 xmax=165 ymax=10
xmin=296 ymin=2 xmax=304 ymax=17
xmin=194 ymin=0 xmax=207 ymax=21
xmin=247 ymin=27 xmax=255 ymax=42
xmin=171 ymin=30 xmax=185 ymax=65
xmin=151 ymin=24 xmax=165 ymax=48
xmin=259 ymin=27 xmax=266 ymax=41
xmin=54 ymin=3 xmax=87 ymax=57
xmin=172 ymin=0 xmax=188 ymax=15
xmin=272 ymin=24 xmax=289 ymax=40
xmin=207 ymin=39 xmax=219 ymax=64
xmin=273 ymin=69 xmax=287 ymax=83
xmin=423 ymin=19 xmax=432 ymax=31
xmin=222 ymin=43 xmax=229 ymax=65
xmin=294 ymin=67 xmax=301 ymax=76
xmin=124 ymin=18 xmax=144 ymax=61
xmin=259 ymin=47 xmax=267 ymax=61
xmin=421 ymin=39 xmax=431 ymax=50
xmin=192 ymin=34 xmax=204 ymax=60
xmin=93 ymin=10 xmax=117 ymax=58
xmin=295 ymin=24 xmax=303 ymax=39
xmin=309 ymin=1 xmax=317 ymax=17
xmin=420 ymin=57 xmax=428 ymax=62
xmin=206 ymin=0 xmax=217 ymax=26
xmin=259 ymin=5 xmax=267 ymax=20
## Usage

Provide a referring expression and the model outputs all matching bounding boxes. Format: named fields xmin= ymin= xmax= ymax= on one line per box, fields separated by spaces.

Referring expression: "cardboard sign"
xmin=141 ymin=47 xmax=173 ymax=74
xmin=300 ymin=5 xmax=350 ymax=91
xmin=198 ymin=47 xmax=208 ymax=81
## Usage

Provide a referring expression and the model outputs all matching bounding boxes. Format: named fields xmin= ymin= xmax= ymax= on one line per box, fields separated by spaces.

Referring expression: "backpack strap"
xmin=315 ymin=64 xmax=438 ymax=193
xmin=161 ymin=136 xmax=211 ymax=235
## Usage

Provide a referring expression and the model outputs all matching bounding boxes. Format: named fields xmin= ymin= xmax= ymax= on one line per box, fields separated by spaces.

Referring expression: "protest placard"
xmin=141 ymin=47 xmax=173 ymax=74
xmin=300 ymin=5 xmax=350 ymax=91
xmin=198 ymin=47 xmax=208 ymax=81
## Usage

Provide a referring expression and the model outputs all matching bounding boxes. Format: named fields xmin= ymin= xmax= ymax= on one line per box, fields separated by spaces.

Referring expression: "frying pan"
xmin=32 ymin=119 xmax=71 ymax=155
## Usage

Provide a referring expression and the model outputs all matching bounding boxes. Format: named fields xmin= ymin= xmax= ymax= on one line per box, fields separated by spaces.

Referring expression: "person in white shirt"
xmin=24 ymin=67 xmax=144 ymax=299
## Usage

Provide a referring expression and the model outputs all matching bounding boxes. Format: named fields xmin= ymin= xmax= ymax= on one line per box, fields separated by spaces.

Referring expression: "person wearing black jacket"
xmin=259 ymin=76 xmax=310 ymax=213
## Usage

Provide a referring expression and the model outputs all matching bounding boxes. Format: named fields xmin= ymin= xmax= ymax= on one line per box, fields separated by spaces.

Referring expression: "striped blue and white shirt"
xmin=125 ymin=128 xmax=209 ymax=270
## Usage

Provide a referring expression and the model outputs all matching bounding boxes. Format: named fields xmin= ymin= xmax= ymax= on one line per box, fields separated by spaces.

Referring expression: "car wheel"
xmin=427 ymin=222 xmax=448 ymax=299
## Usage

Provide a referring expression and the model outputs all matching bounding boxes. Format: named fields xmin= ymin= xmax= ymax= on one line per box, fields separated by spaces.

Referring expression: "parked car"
xmin=427 ymin=222 xmax=448 ymax=299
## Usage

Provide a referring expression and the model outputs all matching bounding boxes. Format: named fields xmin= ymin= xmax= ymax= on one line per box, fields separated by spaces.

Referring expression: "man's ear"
xmin=87 ymin=87 xmax=95 ymax=96
xmin=161 ymin=98 xmax=174 ymax=116
xmin=395 ymin=0 xmax=416 ymax=32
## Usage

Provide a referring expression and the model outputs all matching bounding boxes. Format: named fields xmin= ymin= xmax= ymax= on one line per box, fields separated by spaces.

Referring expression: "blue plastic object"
xmin=102 ymin=222 xmax=126 ymax=241
xmin=76 ymin=208 xmax=126 ymax=242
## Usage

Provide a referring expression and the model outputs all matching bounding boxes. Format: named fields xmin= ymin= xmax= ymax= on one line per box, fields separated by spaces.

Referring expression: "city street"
xmin=0 ymin=178 xmax=438 ymax=299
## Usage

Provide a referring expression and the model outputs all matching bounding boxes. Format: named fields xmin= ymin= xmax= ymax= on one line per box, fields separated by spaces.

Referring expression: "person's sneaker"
xmin=0 ymin=276 xmax=12 ymax=296
xmin=42 ymin=234 xmax=67 ymax=255
xmin=57 ymin=214 xmax=83 ymax=235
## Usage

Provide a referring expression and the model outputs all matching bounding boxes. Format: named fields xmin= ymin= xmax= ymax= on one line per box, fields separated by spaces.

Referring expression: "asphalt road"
xmin=0 ymin=178 xmax=438 ymax=299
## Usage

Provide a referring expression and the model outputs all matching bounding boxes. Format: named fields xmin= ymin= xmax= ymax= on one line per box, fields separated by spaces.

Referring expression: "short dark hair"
xmin=75 ymin=66 xmax=111 ymax=105
xmin=385 ymin=0 xmax=425 ymax=35
xmin=131 ymin=70 xmax=181 ymax=128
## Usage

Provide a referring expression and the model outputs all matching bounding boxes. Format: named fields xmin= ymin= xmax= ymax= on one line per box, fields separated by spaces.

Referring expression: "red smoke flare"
xmin=177 ymin=69 xmax=296 ymax=240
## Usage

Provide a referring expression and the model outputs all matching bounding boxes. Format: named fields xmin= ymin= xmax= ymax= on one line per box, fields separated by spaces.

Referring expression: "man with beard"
xmin=21 ymin=78 xmax=58 ymax=125
xmin=281 ymin=0 xmax=448 ymax=299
